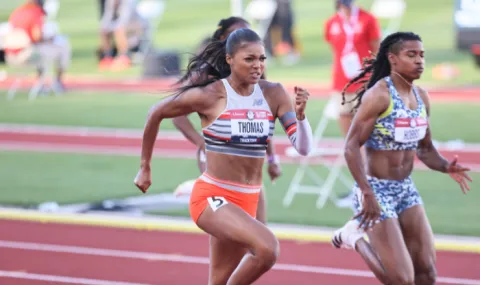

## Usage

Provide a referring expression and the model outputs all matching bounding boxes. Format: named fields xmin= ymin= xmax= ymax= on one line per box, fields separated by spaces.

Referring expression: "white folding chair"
xmin=3 ymin=28 xmax=52 ymax=101
xmin=370 ymin=0 xmax=406 ymax=38
xmin=283 ymin=95 xmax=353 ymax=209
xmin=244 ymin=0 xmax=278 ymax=40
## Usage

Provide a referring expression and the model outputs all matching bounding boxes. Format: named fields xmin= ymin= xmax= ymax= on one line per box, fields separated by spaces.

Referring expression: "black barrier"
xmin=142 ymin=49 xmax=181 ymax=79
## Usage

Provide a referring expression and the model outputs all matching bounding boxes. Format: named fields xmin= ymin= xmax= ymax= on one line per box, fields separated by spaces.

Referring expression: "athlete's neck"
xmin=227 ymin=75 xmax=254 ymax=96
xmin=390 ymin=71 xmax=414 ymax=94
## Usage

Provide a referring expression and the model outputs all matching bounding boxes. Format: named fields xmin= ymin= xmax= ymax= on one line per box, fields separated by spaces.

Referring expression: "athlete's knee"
xmin=387 ymin=271 xmax=415 ymax=285
xmin=415 ymin=267 xmax=437 ymax=285
xmin=254 ymin=233 xmax=279 ymax=269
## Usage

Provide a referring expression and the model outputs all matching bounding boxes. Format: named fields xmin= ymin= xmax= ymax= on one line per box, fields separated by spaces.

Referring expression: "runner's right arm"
xmin=343 ymin=85 xmax=389 ymax=192
xmin=139 ymin=88 xmax=212 ymax=170
xmin=172 ymin=70 xmax=207 ymax=148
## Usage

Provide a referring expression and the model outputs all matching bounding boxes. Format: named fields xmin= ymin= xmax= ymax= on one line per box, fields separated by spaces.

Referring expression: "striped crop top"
xmin=365 ymin=76 xmax=428 ymax=151
xmin=202 ymin=79 xmax=275 ymax=158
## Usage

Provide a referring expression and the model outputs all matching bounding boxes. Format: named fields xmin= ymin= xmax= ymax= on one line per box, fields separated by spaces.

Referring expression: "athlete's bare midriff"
xmin=205 ymin=152 xmax=265 ymax=185
xmin=366 ymin=148 xmax=416 ymax=180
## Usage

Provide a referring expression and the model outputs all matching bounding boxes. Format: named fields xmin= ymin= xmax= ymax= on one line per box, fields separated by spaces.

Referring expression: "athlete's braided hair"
xmin=342 ymin=32 xmax=422 ymax=111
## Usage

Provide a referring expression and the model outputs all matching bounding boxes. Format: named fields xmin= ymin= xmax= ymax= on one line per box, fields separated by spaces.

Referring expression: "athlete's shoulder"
xmin=258 ymin=80 xmax=288 ymax=95
xmin=206 ymin=79 xmax=227 ymax=96
xmin=184 ymin=79 xmax=225 ymax=103
xmin=363 ymin=79 xmax=390 ymax=107
xmin=415 ymin=85 xmax=429 ymax=97
xmin=370 ymin=78 xmax=389 ymax=94
xmin=414 ymin=85 xmax=431 ymax=108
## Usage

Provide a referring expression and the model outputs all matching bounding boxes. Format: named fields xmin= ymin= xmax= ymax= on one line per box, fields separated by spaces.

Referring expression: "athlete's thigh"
xmin=208 ymin=236 xmax=248 ymax=285
xmin=398 ymin=205 xmax=436 ymax=273
xmin=367 ymin=218 xmax=414 ymax=281
xmin=196 ymin=200 xmax=277 ymax=252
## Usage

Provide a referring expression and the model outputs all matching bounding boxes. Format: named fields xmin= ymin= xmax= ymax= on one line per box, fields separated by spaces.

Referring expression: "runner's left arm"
xmin=274 ymin=84 xmax=313 ymax=156
xmin=416 ymin=88 xmax=450 ymax=173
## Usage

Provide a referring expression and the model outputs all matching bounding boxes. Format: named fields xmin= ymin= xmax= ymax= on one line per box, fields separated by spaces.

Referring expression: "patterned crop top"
xmin=202 ymin=79 xmax=275 ymax=158
xmin=365 ymin=76 xmax=429 ymax=151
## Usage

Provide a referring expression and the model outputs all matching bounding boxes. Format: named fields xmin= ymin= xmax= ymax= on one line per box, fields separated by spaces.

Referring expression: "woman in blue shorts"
xmin=331 ymin=32 xmax=472 ymax=285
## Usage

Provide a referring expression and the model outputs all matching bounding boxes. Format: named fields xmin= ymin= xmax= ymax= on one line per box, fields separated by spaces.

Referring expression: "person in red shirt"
xmin=324 ymin=0 xmax=381 ymax=135
xmin=6 ymin=0 xmax=71 ymax=93
xmin=7 ymin=1 xmax=45 ymax=45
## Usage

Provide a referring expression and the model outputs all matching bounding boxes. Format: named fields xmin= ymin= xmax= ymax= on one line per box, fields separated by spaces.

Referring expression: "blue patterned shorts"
xmin=353 ymin=176 xmax=423 ymax=222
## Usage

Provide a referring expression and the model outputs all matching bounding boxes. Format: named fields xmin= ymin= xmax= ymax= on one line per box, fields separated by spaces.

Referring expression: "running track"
xmin=1 ymin=126 xmax=480 ymax=171
xmin=0 ymin=126 xmax=480 ymax=284
xmin=1 ymin=80 xmax=480 ymax=284
xmin=0 ymin=219 xmax=479 ymax=285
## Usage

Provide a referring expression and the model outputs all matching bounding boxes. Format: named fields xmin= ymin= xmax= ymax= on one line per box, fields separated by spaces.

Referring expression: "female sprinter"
xmin=172 ymin=16 xmax=282 ymax=225
xmin=331 ymin=32 xmax=472 ymax=285
xmin=134 ymin=28 xmax=313 ymax=285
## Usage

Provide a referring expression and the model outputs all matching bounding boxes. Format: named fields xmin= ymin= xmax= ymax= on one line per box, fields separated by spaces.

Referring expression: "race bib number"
xmin=341 ymin=51 xmax=362 ymax=79
xmin=394 ymin=117 xmax=428 ymax=143
xmin=230 ymin=110 xmax=269 ymax=143
xmin=207 ymin=196 xmax=228 ymax=212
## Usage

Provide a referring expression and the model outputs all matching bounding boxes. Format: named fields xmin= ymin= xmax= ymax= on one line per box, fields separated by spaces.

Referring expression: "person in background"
xmin=325 ymin=0 xmax=381 ymax=136
xmin=6 ymin=0 xmax=71 ymax=93
xmin=98 ymin=0 xmax=148 ymax=71
xmin=265 ymin=0 xmax=301 ymax=65
xmin=324 ymin=0 xmax=381 ymax=206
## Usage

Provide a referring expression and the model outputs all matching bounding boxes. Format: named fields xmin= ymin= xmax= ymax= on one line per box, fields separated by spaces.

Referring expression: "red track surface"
xmin=2 ymin=131 xmax=480 ymax=170
xmin=0 ymin=219 xmax=479 ymax=285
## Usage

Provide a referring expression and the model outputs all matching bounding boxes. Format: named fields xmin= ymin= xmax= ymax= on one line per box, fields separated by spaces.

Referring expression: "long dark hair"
xmin=177 ymin=17 xmax=250 ymax=84
xmin=342 ymin=32 xmax=422 ymax=110
xmin=174 ymin=28 xmax=262 ymax=96
xmin=212 ymin=17 xmax=249 ymax=41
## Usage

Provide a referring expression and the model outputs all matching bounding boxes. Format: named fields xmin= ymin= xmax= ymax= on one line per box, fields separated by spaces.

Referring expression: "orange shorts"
xmin=189 ymin=173 xmax=261 ymax=224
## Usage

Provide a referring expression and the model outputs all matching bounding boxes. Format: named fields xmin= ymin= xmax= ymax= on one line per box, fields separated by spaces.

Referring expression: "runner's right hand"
xmin=134 ymin=166 xmax=152 ymax=193
xmin=353 ymin=190 xmax=381 ymax=230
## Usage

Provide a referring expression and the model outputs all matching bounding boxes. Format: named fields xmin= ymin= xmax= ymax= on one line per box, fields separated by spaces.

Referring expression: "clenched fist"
xmin=294 ymin=86 xmax=309 ymax=120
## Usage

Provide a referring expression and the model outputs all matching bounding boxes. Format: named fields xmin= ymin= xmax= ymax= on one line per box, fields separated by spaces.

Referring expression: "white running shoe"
xmin=173 ymin=179 xmax=196 ymax=197
xmin=331 ymin=219 xmax=365 ymax=250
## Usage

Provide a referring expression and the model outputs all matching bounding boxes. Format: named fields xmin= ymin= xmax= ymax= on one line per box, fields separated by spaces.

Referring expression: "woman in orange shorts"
xmin=172 ymin=16 xmax=283 ymax=225
xmin=134 ymin=28 xmax=313 ymax=285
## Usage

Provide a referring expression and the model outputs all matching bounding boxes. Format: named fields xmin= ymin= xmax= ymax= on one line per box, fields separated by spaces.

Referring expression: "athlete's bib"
xmin=394 ymin=117 xmax=428 ymax=143
xmin=230 ymin=110 xmax=270 ymax=144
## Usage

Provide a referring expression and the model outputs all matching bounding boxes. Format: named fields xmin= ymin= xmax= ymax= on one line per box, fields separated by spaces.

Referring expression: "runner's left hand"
xmin=294 ymin=86 xmax=309 ymax=120
xmin=446 ymin=155 xmax=472 ymax=194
